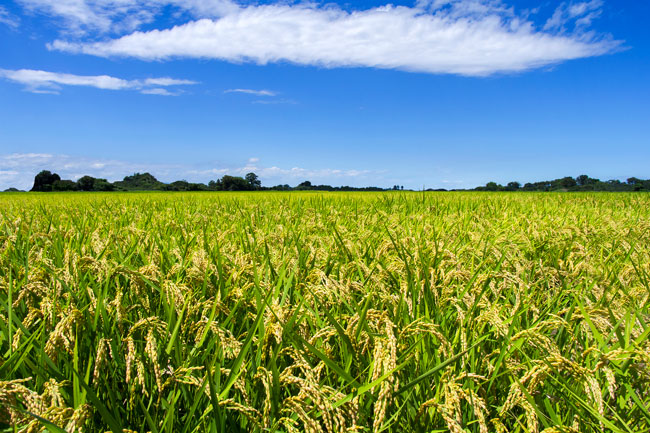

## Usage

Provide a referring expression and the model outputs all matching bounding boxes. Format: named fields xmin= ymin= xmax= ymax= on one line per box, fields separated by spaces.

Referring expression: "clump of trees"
xmin=208 ymin=173 xmax=261 ymax=191
xmin=474 ymin=175 xmax=650 ymax=192
xmin=21 ymin=170 xmax=650 ymax=193
xmin=31 ymin=170 xmax=61 ymax=192
xmin=30 ymin=171 xmax=115 ymax=192
xmin=292 ymin=180 xmax=384 ymax=191
xmin=24 ymin=170 xmax=387 ymax=192
xmin=28 ymin=171 xmax=279 ymax=192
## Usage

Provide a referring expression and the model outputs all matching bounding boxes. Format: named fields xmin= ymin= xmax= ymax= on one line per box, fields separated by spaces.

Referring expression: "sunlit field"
xmin=1 ymin=192 xmax=649 ymax=433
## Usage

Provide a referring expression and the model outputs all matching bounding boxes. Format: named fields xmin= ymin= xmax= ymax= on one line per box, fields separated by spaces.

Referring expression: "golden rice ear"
xmin=2 ymin=192 xmax=649 ymax=432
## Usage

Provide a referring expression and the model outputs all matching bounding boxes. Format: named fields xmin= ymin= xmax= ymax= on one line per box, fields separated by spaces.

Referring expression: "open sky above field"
xmin=0 ymin=0 xmax=648 ymax=190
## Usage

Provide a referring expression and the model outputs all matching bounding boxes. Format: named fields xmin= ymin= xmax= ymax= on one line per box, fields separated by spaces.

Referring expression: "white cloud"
xmin=144 ymin=77 xmax=197 ymax=86
xmin=140 ymin=87 xmax=177 ymax=95
xmin=0 ymin=6 xmax=20 ymax=29
xmin=544 ymin=1 xmax=604 ymax=31
xmin=0 ymin=68 xmax=198 ymax=94
xmin=0 ymin=153 xmax=381 ymax=190
xmin=188 ymin=164 xmax=372 ymax=181
xmin=225 ymin=88 xmax=277 ymax=97
xmin=16 ymin=0 xmax=238 ymax=34
xmin=0 ymin=153 xmax=176 ymax=190
xmin=251 ymin=98 xmax=297 ymax=105
xmin=47 ymin=0 xmax=620 ymax=76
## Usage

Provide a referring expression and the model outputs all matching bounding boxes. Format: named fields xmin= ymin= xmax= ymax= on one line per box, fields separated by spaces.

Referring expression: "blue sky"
xmin=0 ymin=0 xmax=648 ymax=190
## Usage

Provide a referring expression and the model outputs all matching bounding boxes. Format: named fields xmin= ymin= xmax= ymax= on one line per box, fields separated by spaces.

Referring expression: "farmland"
xmin=1 ymin=191 xmax=649 ymax=432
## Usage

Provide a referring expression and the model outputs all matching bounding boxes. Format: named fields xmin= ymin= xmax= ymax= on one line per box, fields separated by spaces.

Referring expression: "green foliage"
xmin=480 ymin=175 xmax=650 ymax=192
xmin=19 ymin=170 xmax=650 ymax=194
xmin=51 ymin=179 xmax=78 ymax=191
xmin=113 ymin=172 xmax=165 ymax=191
xmin=0 ymin=192 xmax=649 ymax=433
xmin=164 ymin=180 xmax=208 ymax=191
xmin=245 ymin=172 xmax=262 ymax=189
xmin=76 ymin=175 xmax=97 ymax=191
xmin=92 ymin=178 xmax=115 ymax=192
xmin=30 ymin=170 xmax=61 ymax=192
xmin=217 ymin=175 xmax=253 ymax=191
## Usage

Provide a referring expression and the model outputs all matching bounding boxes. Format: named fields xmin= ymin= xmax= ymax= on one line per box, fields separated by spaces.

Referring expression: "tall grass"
xmin=1 ymin=191 xmax=649 ymax=432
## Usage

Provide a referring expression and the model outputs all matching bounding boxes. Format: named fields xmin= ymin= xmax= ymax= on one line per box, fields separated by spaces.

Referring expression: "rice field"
xmin=1 ymin=191 xmax=649 ymax=433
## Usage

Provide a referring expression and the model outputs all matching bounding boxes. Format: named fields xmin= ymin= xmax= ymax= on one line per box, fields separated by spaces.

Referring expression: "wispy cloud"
xmin=16 ymin=0 xmax=238 ymax=34
xmin=43 ymin=0 xmax=621 ymax=76
xmin=0 ymin=153 xmax=180 ymax=190
xmin=0 ymin=6 xmax=20 ymax=29
xmin=224 ymin=88 xmax=277 ymax=97
xmin=0 ymin=153 xmax=382 ymax=190
xmin=0 ymin=69 xmax=198 ymax=94
xmin=544 ymin=0 xmax=604 ymax=31
xmin=187 ymin=164 xmax=373 ymax=181
xmin=140 ymin=88 xmax=180 ymax=96
xmin=251 ymin=99 xmax=297 ymax=105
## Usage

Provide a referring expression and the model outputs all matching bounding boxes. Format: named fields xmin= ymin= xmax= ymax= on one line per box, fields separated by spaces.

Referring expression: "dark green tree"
xmin=506 ymin=181 xmax=521 ymax=191
xmin=220 ymin=175 xmax=251 ymax=191
xmin=31 ymin=170 xmax=61 ymax=192
xmin=553 ymin=177 xmax=577 ymax=190
xmin=93 ymin=178 xmax=115 ymax=191
xmin=245 ymin=173 xmax=261 ymax=189
xmin=77 ymin=175 xmax=96 ymax=191
xmin=52 ymin=180 xmax=78 ymax=191
xmin=113 ymin=173 xmax=164 ymax=190
xmin=627 ymin=177 xmax=642 ymax=185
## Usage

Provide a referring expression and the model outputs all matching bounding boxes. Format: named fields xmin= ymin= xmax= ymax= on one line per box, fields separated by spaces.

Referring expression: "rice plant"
xmin=1 ymin=191 xmax=649 ymax=432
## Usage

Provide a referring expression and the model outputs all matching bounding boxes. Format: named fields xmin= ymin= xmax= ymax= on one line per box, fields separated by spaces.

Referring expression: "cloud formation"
xmin=544 ymin=0 xmax=604 ymax=31
xmin=16 ymin=0 xmax=237 ymax=34
xmin=0 ymin=6 xmax=20 ymax=29
xmin=0 ymin=153 xmax=379 ymax=190
xmin=224 ymin=88 xmax=277 ymax=97
xmin=43 ymin=0 xmax=620 ymax=76
xmin=0 ymin=69 xmax=197 ymax=94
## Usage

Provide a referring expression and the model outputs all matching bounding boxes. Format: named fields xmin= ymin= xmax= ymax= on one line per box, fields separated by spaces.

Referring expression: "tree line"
xmin=2 ymin=170 xmax=649 ymax=192
xmin=21 ymin=170 xmax=385 ymax=192
xmin=471 ymin=175 xmax=650 ymax=192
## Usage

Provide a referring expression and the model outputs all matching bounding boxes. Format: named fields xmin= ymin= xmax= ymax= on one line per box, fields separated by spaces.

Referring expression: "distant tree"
xmin=77 ymin=175 xmax=96 ymax=191
xmin=93 ymin=178 xmax=115 ymax=191
xmin=52 ymin=179 xmax=78 ymax=191
xmin=245 ymin=173 xmax=261 ymax=189
xmin=220 ymin=175 xmax=251 ymax=191
xmin=31 ymin=170 xmax=61 ymax=192
xmin=553 ymin=177 xmax=577 ymax=190
xmin=485 ymin=182 xmax=500 ymax=191
xmin=4 ymin=188 xmax=21 ymax=192
xmin=506 ymin=181 xmax=521 ymax=191
xmin=114 ymin=172 xmax=164 ymax=190
xmin=165 ymin=180 xmax=208 ymax=191
xmin=627 ymin=177 xmax=642 ymax=185
xmin=576 ymin=175 xmax=590 ymax=186
xmin=297 ymin=181 xmax=312 ymax=189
